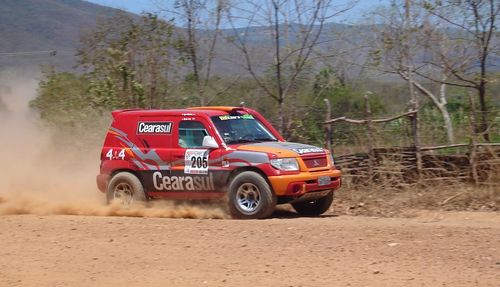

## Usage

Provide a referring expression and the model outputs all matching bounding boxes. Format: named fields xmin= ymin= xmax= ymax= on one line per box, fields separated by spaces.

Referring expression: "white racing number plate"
xmin=318 ymin=176 xmax=331 ymax=186
xmin=185 ymin=149 xmax=209 ymax=174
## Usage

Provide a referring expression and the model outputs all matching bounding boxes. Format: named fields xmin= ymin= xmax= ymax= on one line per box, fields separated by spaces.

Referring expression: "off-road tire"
xmin=106 ymin=172 xmax=146 ymax=206
xmin=291 ymin=191 xmax=333 ymax=216
xmin=227 ymin=171 xmax=276 ymax=219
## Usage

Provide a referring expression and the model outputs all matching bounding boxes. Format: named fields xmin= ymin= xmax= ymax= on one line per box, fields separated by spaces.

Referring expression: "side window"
xmin=178 ymin=121 xmax=209 ymax=148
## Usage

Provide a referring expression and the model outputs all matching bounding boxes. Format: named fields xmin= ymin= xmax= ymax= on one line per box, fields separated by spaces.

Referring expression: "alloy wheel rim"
xmin=236 ymin=183 xmax=261 ymax=213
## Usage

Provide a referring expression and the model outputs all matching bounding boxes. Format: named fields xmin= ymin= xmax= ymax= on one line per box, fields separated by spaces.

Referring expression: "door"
xmin=163 ymin=116 xmax=223 ymax=197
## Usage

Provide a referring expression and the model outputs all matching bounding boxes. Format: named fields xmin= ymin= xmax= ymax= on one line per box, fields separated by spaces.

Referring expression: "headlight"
xmin=329 ymin=154 xmax=335 ymax=167
xmin=270 ymin=158 xmax=299 ymax=171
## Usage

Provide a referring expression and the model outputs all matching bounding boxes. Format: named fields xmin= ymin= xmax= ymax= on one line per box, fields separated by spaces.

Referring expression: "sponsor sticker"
xmin=153 ymin=172 xmax=215 ymax=191
xmin=137 ymin=122 xmax=173 ymax=134
xmin=105 ymin=148 xmax=126 ymax=160
xmin=292 ymin=147 xmax=324 ymax=154
xmin=218 ymin=114 xmax=254 ymax=121
xmin=184 ymin=149 xmax=209 ymax=174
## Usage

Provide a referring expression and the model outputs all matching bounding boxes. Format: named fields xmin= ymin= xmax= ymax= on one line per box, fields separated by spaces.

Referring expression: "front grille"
xmin=302 ymin=155 xmax=328 ymax=169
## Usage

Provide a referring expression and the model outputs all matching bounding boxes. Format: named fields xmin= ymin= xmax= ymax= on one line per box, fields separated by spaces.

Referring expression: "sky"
xmin=86 ymin=0 xmax=390 ymax=25
xmin=87 ymin=0 xmax=159 ymax=14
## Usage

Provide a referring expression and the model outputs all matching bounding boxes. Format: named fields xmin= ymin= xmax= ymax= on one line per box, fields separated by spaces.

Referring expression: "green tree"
xmin=30 ymin=71 xmax=92 ymax=126
xmin=78 ymin=12 xmax=176 ymax=109
xmin=30 ymin=70 xmax=112 ymax=148
xmin=287 ymin=67 xmax=386 ymax=146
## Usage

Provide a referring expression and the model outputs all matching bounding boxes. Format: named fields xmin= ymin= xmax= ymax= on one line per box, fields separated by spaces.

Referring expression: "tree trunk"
xmin=439 ymin=82 xmax=454 ymax=144
xmin=185 ymin=0 xmax=204 ymax=105
xmin=273 ymin=1 xmax=284 ymax=135
xmin=406 ymin=77 xmax=455 ymax=145
xmin=364 ymin=95 xmax=374 ymax=181
xmin=278 ymin=99 xmax=284 ymax=137
xmin=405 ymin=0 xmax=422 ymax=178
xmin=468 ymin=92 xmax=479 ymax=186
xmin=439 ymin=104 xmax=454 ymax=144
xmin=149 ymin=56 xmax=158 ymax=108
xmin=478 ymin=82 xmax=490 ymax=142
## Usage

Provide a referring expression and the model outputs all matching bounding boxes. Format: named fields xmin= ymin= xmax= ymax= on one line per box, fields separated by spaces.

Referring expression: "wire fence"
xmin=324 ymin=96 xmax=500 ymax=187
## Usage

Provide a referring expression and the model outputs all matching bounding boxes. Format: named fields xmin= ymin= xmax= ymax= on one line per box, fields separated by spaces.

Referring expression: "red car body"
xmin=97 ymin=106 xmax=341 ymax=215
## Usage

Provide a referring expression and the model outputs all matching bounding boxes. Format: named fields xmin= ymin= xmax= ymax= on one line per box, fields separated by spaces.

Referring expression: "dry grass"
xmin=334 ymin=183 xmax=499 ymax=217
xmin=333 ymin=153 xmax=500 ymax=217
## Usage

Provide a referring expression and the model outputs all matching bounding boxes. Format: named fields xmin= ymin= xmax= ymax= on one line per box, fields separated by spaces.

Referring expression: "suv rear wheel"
xmin=228 ymin=171 xmax=276 ymax=219
xmin=291 ymin=191 xmax=333 ymax=216
xmin=107 ymin=172 xmax=146 ymax=206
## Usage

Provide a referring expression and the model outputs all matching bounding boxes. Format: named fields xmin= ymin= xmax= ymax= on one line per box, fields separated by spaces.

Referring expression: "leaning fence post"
xmin=405 ymin=0 xmax=422 ymax=181
xmin=364 ymin=94 xmax=374 ymax=180
xmin=409 ymin=100 xmax=423 ymax=181
xmin=468 ymin=92 xmax=479 ymax=186
xmin=324 ymin=99 xmax=332 ymax=154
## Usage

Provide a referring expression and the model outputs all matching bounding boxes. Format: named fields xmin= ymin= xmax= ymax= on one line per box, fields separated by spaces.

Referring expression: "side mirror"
xmin=202 ymin=136 xmax=219 ymax=149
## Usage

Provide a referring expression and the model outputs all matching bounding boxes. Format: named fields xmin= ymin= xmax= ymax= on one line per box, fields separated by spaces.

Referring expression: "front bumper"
xmin=268 ymin=169 xmax=341 ymax=196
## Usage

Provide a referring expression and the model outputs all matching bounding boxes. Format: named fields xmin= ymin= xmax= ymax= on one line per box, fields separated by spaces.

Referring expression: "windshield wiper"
xmin=226 ymin=138 xmax=277 ymax=144
xmin=254 ymin=138 xmax=277 ymax=142
xmin=226 ymin=139 xmax=261 ymax=144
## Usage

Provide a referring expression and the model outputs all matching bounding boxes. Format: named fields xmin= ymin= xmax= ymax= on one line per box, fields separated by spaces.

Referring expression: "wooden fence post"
xmin=405 ymin=0 xmax=422 ymax=181
xmin=324 ymin=99 xmax=332 ymax=154
xmin=364 ymin=94 xmax=374 ymax=180
xmin=409 ymin=102 xmax=423 ymax=180
xmin=468 ymin=92 xmax=479 ymax=186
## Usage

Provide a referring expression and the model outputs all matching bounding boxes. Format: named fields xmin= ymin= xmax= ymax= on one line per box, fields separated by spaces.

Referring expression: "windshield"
xmin=211 ymin=114 xmax=277 ymax=144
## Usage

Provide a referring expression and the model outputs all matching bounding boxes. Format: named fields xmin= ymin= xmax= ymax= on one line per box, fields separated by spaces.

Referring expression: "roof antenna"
xmin=239 ymin=101 xmax=245 ymax=108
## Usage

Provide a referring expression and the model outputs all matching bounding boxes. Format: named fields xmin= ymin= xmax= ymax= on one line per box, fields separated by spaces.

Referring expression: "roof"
xmin=188 ymin=106 xmax=244 ymax=112
xmin=111 ymin=106 xmax=248 ymax=118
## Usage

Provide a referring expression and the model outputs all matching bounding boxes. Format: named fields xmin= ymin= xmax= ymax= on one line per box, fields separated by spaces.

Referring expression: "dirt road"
xmin=0 ymin=211 xmax=499 ymax=287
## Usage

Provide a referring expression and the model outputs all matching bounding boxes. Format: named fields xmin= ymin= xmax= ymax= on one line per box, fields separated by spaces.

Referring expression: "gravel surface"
xmin=1 ymin=211 xmax=499 ymax=287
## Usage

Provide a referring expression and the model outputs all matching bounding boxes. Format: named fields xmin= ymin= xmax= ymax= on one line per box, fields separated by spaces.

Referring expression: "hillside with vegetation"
xmin=0 ymin=0 xmax=126 ymax=68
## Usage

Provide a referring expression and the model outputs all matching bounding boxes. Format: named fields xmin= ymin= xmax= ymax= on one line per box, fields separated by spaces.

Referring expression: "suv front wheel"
xmin=227 ymin=171 xmax=276 ymax=219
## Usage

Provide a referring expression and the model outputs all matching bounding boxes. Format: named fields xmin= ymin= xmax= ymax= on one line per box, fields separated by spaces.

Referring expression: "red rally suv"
xmin=97 ymin=106 xmax=341 ymax=219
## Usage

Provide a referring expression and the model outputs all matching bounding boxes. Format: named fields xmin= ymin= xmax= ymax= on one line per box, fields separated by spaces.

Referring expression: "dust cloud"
xmin=0 ymin=76 xmax=227 ymax=219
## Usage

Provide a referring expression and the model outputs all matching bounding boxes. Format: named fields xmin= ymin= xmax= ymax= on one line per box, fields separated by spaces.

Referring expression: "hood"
xmin=236 ymin=141 xmax=325 ymax=157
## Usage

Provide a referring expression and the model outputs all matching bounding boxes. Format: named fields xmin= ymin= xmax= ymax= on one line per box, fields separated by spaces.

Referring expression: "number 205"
xmin=191 ymin=156 xmax=208 ymax=168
